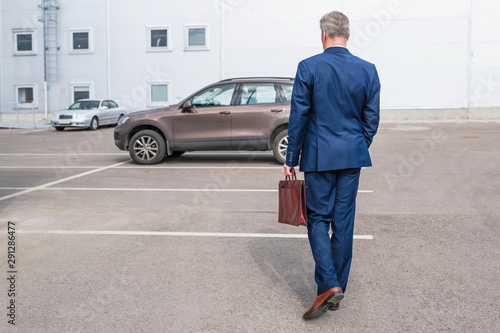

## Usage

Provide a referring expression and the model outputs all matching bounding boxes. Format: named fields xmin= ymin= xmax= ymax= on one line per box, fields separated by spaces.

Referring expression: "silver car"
xmin=51 ymin=99 xmax=128 ymax=131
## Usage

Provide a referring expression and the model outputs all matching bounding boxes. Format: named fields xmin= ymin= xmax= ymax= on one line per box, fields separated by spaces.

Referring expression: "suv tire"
xmin=129 ymin=130 xmax=166 ymax=165
xmin=272 ymin=129 xmax=288 ymax=165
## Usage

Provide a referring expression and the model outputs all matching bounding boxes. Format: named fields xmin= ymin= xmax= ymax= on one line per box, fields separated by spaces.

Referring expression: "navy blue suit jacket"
xmin=286 ymin=47 xmax=381 ymax=172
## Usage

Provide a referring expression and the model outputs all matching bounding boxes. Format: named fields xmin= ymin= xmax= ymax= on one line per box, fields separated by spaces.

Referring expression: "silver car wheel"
xmin=133 ymin=135 xmax=159 ymax=161
xmin=278 ymin=135 xmax=288 ymax=159
xmin=272 ymin=129 xmax=288 ymax=164
xmin=128 ymin=130 xmax=166 ymax=165
xmin=89 ymin=117 xmax=98 ymax=131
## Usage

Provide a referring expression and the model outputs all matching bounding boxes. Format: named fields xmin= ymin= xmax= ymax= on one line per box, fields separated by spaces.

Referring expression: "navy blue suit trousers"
xmin=305 ymin=168 xmax=361 ymax=295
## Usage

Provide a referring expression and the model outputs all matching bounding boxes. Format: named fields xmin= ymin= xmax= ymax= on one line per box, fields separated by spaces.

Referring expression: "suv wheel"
xmin=272 ymin=129 xmax=288 ymax=164
xmin=129 ymin=130 xmax=166 ymax=165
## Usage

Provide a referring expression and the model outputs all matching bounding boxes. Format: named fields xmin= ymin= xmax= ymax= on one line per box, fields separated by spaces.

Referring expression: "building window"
xmin=73 ymin=32 xmax=89 ymax=50
xmin=185 ymin=25 xmax=209 ymax=50
xmin=15 ymin=84 xmax=38 ymax=108
xmin=70 ymin=83 xmax=94 ymax=103
xmin=151 ymin=84 xmax=168 ymax=102
xmin=146 ymin=26 xmax=171 ymax=52
xmin=18 ymin=87 xmax=34 ymax=103
xmin=17 ymin=34 xmax=33 ymax=51
xmin=151 ymin=30 xmax=167 ymax=47
xmin=69 ymin=28 xmax=93 ymax=54
xmin=148 ymin=82 xmax=171 ymax=106
xmin=189 ymin=28 xmax=205 ymax=46
xmin=13 ymin=29 xmax=37 ymax=55
xmin=74 ymin=86 xmax=90 ymax=101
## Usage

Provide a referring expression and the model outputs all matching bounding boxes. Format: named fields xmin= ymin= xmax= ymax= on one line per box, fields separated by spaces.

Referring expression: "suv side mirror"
xmin=182 ymin=100 xmax=193 ymax=112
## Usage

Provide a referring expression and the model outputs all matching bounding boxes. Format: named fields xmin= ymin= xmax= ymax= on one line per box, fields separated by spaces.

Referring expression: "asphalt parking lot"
xmin=0 ymin=122 xmax=499 ymax=332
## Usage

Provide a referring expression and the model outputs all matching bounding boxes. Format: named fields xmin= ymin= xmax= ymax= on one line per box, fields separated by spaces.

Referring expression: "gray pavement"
xmin=0 ymin=123 xmax=499 ymax=332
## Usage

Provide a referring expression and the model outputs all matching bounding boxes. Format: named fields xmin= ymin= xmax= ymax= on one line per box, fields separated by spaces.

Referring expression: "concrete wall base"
xmin=1 ymin=108 xmax=500 ymax=129
xmin=381 ymin=107 xmax=500 ymax=121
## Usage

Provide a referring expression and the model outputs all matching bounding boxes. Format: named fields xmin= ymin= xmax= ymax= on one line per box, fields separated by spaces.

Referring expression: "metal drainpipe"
xmin=106 ymin=0 xmax=111 ymax=99
xmin=0 ymin=3 xmax=4 ymax=118
xmin=42 ymin=1 xmax=48 ymax=119
xmin=465 ymin=0 xmax=473 ymax=109
xmin=44 ymin=81 xmax=48 ymax=119
xmin=220 ymin=0 xmax=224 ymax=80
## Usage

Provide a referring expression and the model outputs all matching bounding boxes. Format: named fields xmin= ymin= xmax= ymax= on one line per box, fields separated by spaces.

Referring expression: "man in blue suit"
xmin=282 ymin=11 xmax=380 ymax=320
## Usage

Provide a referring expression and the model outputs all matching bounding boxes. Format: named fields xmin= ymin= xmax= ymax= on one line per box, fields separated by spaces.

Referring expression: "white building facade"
xmin=1 ymin=0 xmax=499 ymax=120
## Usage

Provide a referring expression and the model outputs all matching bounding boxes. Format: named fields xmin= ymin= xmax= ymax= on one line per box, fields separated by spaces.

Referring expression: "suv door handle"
xmin=219 ymin=111 xmax=231 ymax=115
xmin=271 ymin=109 xmax=283 ymax=113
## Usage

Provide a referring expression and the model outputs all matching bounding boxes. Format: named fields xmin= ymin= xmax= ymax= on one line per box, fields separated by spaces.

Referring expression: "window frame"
xmin=70 ymin=82 xmax=95 ymax=103
xmin=146 ymin=25 xmax=172 ymax=52
xmin=13 ymin=29 xmax=37 ymax=56
xmin=279 ymin=83 xmax=294 ymax=103
xmin=184 ymin=24 xmax=209 ymax=51
xmin=69 ymin=28 xmax=94 ymax=54
xmin=148 ymin=81 xmax=172 ymax=107
xmin=15 ymin=84 xmax=38 ymax=108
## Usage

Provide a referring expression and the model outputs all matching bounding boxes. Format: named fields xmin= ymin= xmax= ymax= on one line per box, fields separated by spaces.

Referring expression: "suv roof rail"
xmin=220 ymin=77 xmax=294 ymax=82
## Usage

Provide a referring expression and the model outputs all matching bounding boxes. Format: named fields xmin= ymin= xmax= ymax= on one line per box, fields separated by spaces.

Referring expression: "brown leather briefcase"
xmin=278 ymin=169 xmax=307 ymax=226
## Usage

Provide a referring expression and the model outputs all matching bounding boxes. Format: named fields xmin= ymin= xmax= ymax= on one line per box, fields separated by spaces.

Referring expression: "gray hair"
xmin=320 ymin=11 xmax=350 ymax=39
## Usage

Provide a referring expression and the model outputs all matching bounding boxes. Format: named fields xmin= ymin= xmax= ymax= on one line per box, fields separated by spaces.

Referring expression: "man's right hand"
xmin=282 ymin=164 xmax=294 ymax=177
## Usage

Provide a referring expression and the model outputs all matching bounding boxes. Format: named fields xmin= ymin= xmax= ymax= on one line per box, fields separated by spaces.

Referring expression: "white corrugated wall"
xmin=0 ymin=0 xmax=499 ymax=115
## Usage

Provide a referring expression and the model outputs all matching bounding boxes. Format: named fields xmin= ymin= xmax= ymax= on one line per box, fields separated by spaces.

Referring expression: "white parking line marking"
xmin=118 ymin=166 xmax=283 ymax=169
xmin=0 ymin=187 xmax=373 ymax=193
xmin=0 ymin=153 xmax=128 ymax=156
xmin=19 ymin=128 xmax=51 ymax=134
xmin=17 ymin=229 xmax=374 ymax=240
xmin=0 ymin=166 xmax=113 ymax=169
xmin=186 ymin=152 xmax=273 ymax=155
xmin=0 ymin=161 xmax=127 ymax=202
xmin=0 ymin=166 xmax=366 ymax=170
xmin=0 ymin=166 xmax=281 ymax=169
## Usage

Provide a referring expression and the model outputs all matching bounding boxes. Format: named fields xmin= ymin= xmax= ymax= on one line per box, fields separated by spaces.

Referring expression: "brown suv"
xmin=114 ymin=77 xmax=293 ymax=164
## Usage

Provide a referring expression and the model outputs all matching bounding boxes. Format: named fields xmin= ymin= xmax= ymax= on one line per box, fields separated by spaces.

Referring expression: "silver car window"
xmin=69 ymin=100 xmax=100 ymax=110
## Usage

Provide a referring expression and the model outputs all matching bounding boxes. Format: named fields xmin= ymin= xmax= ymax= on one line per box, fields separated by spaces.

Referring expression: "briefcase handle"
xmin=285 ymin=168 xmax=298 ymax=184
